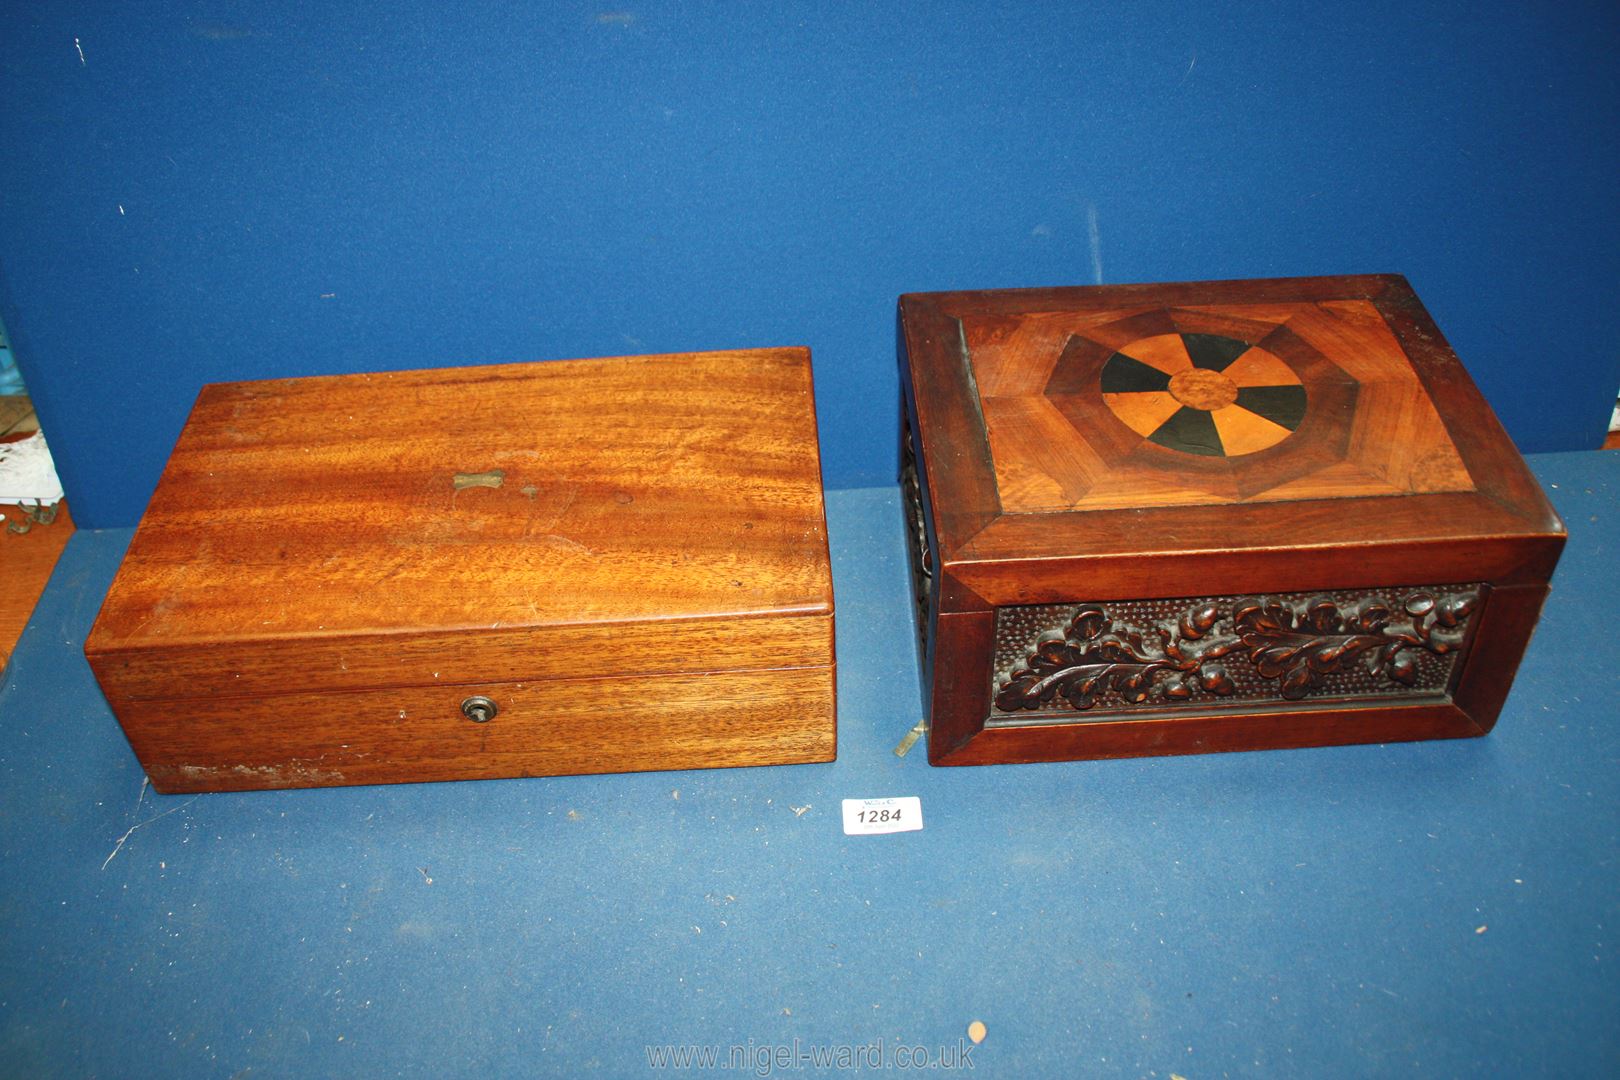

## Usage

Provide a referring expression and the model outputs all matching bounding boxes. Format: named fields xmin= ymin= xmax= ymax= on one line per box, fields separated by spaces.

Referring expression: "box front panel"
xmin=925 ymin=580 xmax=1537 ymax=765
xmin=988 ymin=583 xmax=1482 ymax=724
xmin=113 ymin=665 xmax=837 ymax=793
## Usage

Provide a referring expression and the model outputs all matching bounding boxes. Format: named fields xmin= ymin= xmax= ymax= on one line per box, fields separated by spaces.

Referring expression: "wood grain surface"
xmin=899 ymin=275 xmax=1565 ymax=766
xmin=124 ymin=666 xmax=836 ymax=793
xmin=967 ymin=297 xmax=1471 ymax=513
xmin=87 ymin=349 xmax=836 ymax=789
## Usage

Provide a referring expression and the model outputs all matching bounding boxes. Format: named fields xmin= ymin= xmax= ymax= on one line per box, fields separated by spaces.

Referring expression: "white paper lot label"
xmin=841 ymin=797 xmax=923 ymax=836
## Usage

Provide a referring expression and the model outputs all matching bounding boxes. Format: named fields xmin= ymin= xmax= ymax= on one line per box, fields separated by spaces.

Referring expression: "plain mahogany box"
xmin=898 ymin=274 xmax=1565 ymax=766
xmin=86 ymin=349 xmax=836 ymax=792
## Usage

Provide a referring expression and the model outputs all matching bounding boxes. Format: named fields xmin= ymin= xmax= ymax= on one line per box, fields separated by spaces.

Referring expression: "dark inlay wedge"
xmin=1149 ymin=406 xmax=1225 ymax=456
xmin=1099 ymin=353 xmax=1173 ymax=393
xmin=1182 ymin=333 xmax=1251 ymax=371
xmin=1235 ymin=385 xmax=1309 ymax=430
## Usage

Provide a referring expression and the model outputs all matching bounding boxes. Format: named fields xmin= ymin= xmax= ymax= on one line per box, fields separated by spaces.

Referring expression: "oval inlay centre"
xmin=1168 ymin=368 xmax=1239 ymax=410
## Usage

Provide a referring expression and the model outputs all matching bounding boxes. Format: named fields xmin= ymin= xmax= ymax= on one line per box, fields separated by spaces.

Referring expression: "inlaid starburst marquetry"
xmin=1099 ymin=332 xmax=1306 ymax=457
xmin=963 ymin=300 xmax=1475 ymax=513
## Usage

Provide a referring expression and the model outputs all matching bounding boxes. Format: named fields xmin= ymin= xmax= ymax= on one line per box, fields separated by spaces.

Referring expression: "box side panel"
xmin=112 ymin=665 xmax=837 ymax=793
xmin=899 ymin=399 xmax=937 ymax=709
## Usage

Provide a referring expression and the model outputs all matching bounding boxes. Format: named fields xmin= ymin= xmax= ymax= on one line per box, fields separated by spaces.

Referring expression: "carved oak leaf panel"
xmin=993 ymin=587 xmax=1481 ymax=715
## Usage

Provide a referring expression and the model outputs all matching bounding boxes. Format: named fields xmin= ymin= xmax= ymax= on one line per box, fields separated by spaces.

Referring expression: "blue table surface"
xmin=1 ymin=453 xmax=1615 ymax=1078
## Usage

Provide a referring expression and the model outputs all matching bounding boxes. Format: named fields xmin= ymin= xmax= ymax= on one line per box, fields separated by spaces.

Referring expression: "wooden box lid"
xmin=899 ymin=275 xmax=1565 ymax=610
xmin=86 ymin=349 xmax=834 ymax=703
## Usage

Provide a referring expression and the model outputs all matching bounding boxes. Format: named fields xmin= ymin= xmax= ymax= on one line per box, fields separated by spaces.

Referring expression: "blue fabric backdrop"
xmin=2 ymin=2 xmax=1617 ymax=526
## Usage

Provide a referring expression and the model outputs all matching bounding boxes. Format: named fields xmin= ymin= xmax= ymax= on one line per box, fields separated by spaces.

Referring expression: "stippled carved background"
xmin=991 ymin=585 xmax=1482 ymax=721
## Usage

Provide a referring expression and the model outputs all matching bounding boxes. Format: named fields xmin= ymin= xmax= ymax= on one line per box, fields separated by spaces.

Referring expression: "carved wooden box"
xmin=898 ymin=275 xmax=1564 ymax=765
xmin=86 ymin=349 xmax=836 ymax=792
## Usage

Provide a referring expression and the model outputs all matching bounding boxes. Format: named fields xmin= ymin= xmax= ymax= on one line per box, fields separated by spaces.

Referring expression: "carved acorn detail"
xmin=996 ymin=589 xmax=1481 ymax=712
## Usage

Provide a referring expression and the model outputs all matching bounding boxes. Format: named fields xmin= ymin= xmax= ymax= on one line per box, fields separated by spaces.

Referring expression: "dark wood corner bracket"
xmin=990 ymin=585 xmax=1483 ymax=723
